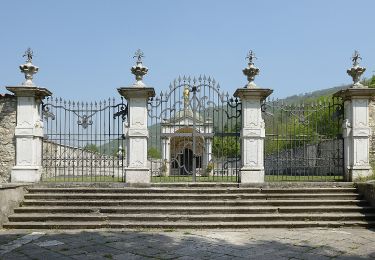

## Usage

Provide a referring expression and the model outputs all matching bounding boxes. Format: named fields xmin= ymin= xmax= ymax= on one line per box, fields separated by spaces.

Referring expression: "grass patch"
xmin=42 ymin=176 xmax=125 ymax=182
xmin=42 ymin=174 xmax=345 ymax=183
xmin=163 ymin=229 xmax=175 ymax=232
xmin=103 ymin=254 xmax=113 ymax=259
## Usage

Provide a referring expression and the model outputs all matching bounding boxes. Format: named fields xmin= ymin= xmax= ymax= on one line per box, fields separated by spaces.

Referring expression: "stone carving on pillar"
xmin=334 ymin=51 xmax=375 ymax=180
xmin=130 ymin=49 xmax=149 ymax=88
xmin=20 ymin=48 xmax=39 ymax=87
xmin=243 ymin=50 xmax=260 ymax=88
xmin=347 ymin=50 xmax=366 ymax=88
xmin=118 ymin=50 xmax=155 ymax=184
xmin=234 ymin=50 xmax=273 ymax=183
xmin=5 ymin=49 xmax=52 ymax=183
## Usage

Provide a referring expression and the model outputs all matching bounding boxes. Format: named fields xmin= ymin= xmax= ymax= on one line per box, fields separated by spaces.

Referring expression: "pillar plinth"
xmin=334 ymin=88 xmax=375 ymax=180
xmin=234 ymin=88 xmax=273 ymax=183
xmin=6 ymin=86 xmax=52 ymax=183
xmin=118 ymin=87 xmax=155 ymax=183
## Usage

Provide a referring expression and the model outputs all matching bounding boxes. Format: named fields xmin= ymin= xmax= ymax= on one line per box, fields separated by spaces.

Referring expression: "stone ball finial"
xmin=19 ymin=48 xmax=39 ymax=86
xmin=242 ymin=50 xmax=259 ymax=88
xmin=347 ymin=50 xmax=366 ymax=88
xmin=130 ymin=49 xmax=148 ymax=87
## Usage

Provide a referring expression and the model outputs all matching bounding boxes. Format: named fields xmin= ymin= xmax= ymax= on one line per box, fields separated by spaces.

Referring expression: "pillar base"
xmin=240 ymin=168 xmax=264 ymax=183
xmin=125 ymin=168 xmax=150 ymax=183
xmin=350 ymin=166 xmax=372 ymax=181
xmin=11 ymin=166 xmax=42 ymax=183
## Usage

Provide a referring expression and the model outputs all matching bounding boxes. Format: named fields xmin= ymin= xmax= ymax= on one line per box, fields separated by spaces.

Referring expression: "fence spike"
xmin=203 ymin=75 xmax=207 ymax=81
xmin=178 ymin=75 xmax=182 ymax=82
xmin=212 ymin=78 xmax=216 ymax=86
xmin=198 ymin=75 xmax=202 ymax=82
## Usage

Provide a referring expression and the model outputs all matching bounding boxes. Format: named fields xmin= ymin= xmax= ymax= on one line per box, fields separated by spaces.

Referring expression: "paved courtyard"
xmin=0 ymin=228 xmax=374 ymax=260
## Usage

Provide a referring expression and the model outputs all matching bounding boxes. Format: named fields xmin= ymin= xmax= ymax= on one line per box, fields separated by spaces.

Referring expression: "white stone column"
xmin=333 ymin=51 xmax=375 ymax=181
xmin=5 ymin=49 xmax=52 ymax=183
xmin=118 ymin=49 xmax=155 ymax=184
xmin=234 ymin=88 xmax=272 ymax=183
xmin=118 ymin=88 xmax=155 ymax=183
xmin=5 ymin=87 xmax=52 ymax=183
xmin=161 ymin=137 xmax=171 ymax=176
xmin=334 ymin=89 xmax=375 ymax=180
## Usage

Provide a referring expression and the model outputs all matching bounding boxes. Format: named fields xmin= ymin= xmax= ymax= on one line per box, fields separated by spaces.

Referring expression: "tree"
xmin=83 ymin=144 xmax=99 ymax=153
xmin=148 ymin=147 xmax=161 ymax=159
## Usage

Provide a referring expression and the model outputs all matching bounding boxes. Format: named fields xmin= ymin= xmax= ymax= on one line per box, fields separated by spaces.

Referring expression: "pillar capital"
xmin=234 ymin=88 xmax=273 ymax=101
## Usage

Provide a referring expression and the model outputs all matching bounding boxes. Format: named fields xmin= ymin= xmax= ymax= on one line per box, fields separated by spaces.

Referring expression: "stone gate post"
xmin=334 ymin=51 xmax=375 ymax=181
xmin=118 ymin=50 xmax=155 ymax=184
xmin=234 ymin=51 xmax=272 ymax=183
xmin=6 ymin=49 xmax=52 ymax=183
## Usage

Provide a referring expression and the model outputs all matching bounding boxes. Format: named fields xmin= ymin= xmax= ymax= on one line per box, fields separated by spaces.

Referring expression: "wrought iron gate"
xmin=41 ymin=97 xmax=127 ymax=182
xmin=148 ymin=76 xmax=241 ymax=182
xmin=262 ymin=97 xmax=344 ymax=181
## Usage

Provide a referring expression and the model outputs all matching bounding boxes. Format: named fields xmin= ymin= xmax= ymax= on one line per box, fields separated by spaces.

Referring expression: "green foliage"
xmin=83 ymin=144 xmax=99 ymax=153
xmin=148 ymin=147 xmax=162 ymax=159
xmin=364 ymin=75 xmax=375 ymax=88
xmin=212 ymin=122 xmax=241 ymax=158
xmin=264 ymin=95 xmax=342 ymax=155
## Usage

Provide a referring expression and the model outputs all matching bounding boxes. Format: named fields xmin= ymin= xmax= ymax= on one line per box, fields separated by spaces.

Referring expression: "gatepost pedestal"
xmin=333 ymin=51 xmax=375 ymax=181
xmin=118 ymin=50 xmax=155 ymax=184
xmin=6 ymin=49 xmax=52 ymax=183
xmin=234 ymin=88 xmax=272 ymax=183
xmin=234 ymin=50 xmax=273 ymax=183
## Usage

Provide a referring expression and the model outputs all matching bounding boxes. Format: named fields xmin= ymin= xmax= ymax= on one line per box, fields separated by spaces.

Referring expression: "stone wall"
xmin=356 ymin=182 xmax=375 ymax=207
xmin=0 ymin=184 xmax=27 ymax=227
xmin=0 ymin=94 xmax=16 ymax=183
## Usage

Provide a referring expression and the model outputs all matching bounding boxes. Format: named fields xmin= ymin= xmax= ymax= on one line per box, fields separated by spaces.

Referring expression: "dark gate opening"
xmin=148 ymin=76 xmax=241 ymax=182
xmin=41 ymin=97 xmax=127 ymax=182
xmin=262 ymin=97 xmax=345 ymax=181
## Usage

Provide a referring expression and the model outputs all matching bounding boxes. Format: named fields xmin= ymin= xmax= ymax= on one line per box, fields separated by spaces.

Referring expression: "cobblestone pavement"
xmin=0 ymin=228 xmax=374 ymax=260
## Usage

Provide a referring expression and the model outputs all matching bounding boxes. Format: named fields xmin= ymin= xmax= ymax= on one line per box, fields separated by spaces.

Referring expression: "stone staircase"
xmin=4 ymin=184 xmax=375 ymax=229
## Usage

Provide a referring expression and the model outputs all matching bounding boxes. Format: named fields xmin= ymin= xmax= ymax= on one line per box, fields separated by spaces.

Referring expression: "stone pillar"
xmin=334 ymin=51 xmax=375 ymax=181
xmin=5 ymin=49 xmax=52 ymax=183
xmin=161 ymin=137 xmax=171 ymax=176
xmin=234 ymin=50 xmax=273 ymax=183
xmin=118 ymin=49 xmax=155 ymax=184
xmin=234 ymin=88 xmax=272 ymax=183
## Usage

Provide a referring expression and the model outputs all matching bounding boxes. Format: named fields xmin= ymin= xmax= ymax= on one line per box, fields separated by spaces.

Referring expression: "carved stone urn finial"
xmin=243 ymin=50 xmax=260 ymax=88
xmin=19 ymin=48 xmax=39 ymax=86
xmin=347 ymin=50 xmax=366 ymax=88
xmin=130 ymin=49 xmax=148 ymax=87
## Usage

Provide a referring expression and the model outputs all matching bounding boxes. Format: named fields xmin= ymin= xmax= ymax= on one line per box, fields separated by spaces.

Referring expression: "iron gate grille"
xmin=41 ymin=97 xmax=127 ymax=182
xmin=262 ymin=97 xmax=344 ymax=181
xmin=148 ymin=76 xmax=241 ymax=182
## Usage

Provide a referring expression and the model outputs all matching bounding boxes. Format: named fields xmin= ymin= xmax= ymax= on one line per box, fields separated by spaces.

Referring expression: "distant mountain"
xmin=277 ymin=84 xmax=350 ymax=104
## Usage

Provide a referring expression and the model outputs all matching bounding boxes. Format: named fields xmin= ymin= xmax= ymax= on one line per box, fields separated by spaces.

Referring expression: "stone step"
xmin=13 ymin=206 xmax=375 ymax=214
xmin=4 ymin=220 xmax=375 ymax=229
xmin=26 ymin=187 xmax=358 ymax=194
xmin=23 ymin=193 xmax=361 ymax=200
xmin=8 ymin=213 xmax=375 ymax=222
xmin=21 ymin=199 xmax=370 ymax=207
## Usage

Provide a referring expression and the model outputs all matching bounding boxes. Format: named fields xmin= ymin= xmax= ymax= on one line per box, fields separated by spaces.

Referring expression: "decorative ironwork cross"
xmin=23 ymin=48 xmax=34 ymax=63
xmin=133 ymin=49 xmax=144 ymax=62
xmin=246 ymin=50 xmax=257 ymax=65
xmin=352 ymin=50 xmax=362 ymax=67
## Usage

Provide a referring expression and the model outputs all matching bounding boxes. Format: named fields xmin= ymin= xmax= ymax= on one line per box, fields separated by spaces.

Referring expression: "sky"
xmin=0 ymin=0 xmax=374 ymax=101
